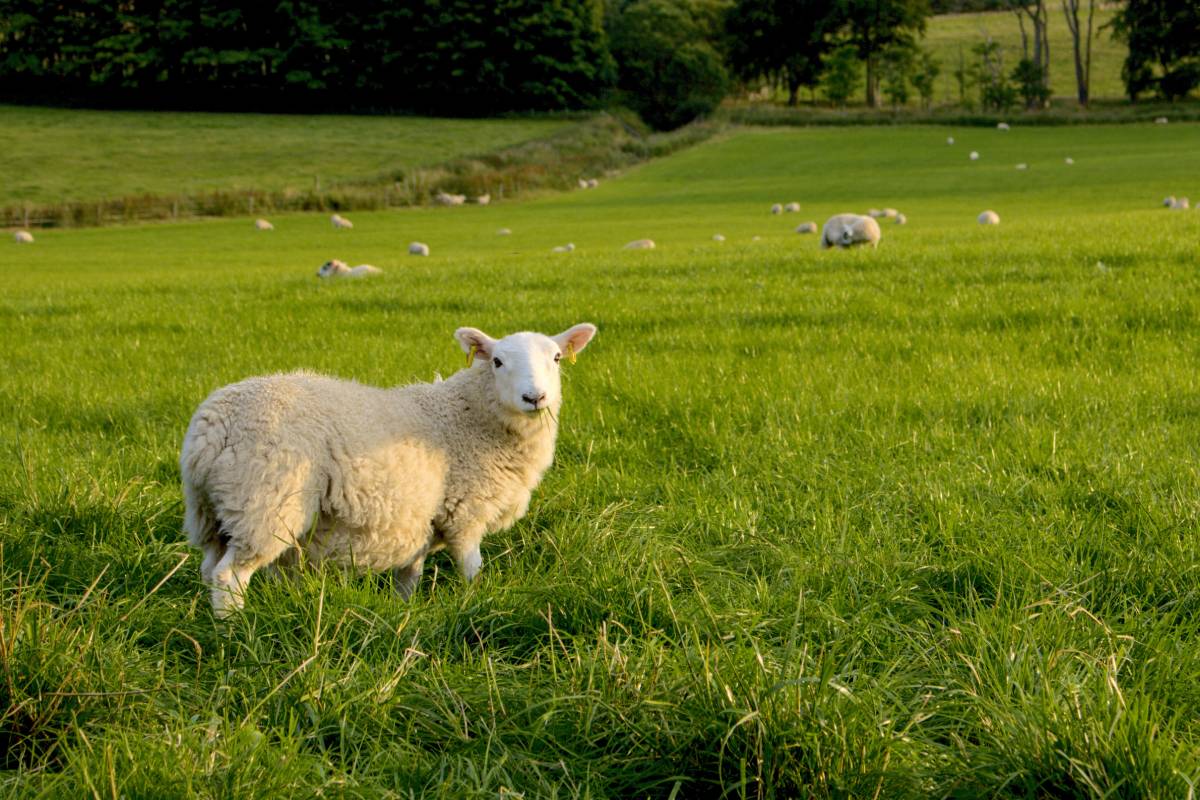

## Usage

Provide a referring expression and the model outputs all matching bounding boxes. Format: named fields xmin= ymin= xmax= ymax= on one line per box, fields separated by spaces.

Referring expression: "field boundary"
xmin=1 ymin=113 xmax=718 ymax=230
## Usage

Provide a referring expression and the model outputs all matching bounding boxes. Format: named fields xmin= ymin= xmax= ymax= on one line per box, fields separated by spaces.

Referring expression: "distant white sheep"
xmin=317 ymin=259 xmax=381 ymax=278
xmin=409 ymin=242 xmax=431 ymax=256
xmin=821 ymin=214 xmax=881 ymax=249
xmin=882 ymin=208 xmax=899 ymax=218
xmin=180 ymin=322 xmax=598 ymax=617
xmin=1015 ymin=163 xmax=1028 ymax=170
xmin=1064 ymin=157 xmax=1074 ymax=165
xmin=254 ymin=218 xmax=274 ymax=231
xmin=969 ymin=151 xmax=980 ymax=161
xmin=1164 ymin=196 xmax=1177 ymax=207
xmin=1171 ymin=197 xmax=1191 ymax=210
xmin=13 ymin=230 xmax=34 ymax=244
xmin=978 ymin=210 xmax=1000 ymax=225
xmin=997 ymin=122 xmax=1010 ymax=131
xmin=947 ymin=136 xmax=955 ymax=145
xmin=894 ymin=213 xmax=907 ymax=225
xmin=497 ymin=228 xmax=512 ymax=236
xmin=784 ymin=202 xmax=801 ymax=213
xmin=435 ymin=192 xmax=466 ymax=206
xmin=795 ymin=222 xmax=818 ymax=234
xmin=578 ymin=179 xmax=589 ymax=189
xmin=475 ymin=194 xmax=491 ymax=206
xmin=623 ymin=238 xmax=655 ymax=250
xmin=587 ymin=178 xmax=599 ymax=189
xmin=331 ymin=214 xmax=354 ymax=229
xmin=712 ymin=234 xmax=725 ymax=242
xmin=770 ymin=203 xmax=783 ymax=215
xmin=1155 ymin=117 xmax=1169 ymax=124
xmin=551 ymin=243 xmax=576 ymax=253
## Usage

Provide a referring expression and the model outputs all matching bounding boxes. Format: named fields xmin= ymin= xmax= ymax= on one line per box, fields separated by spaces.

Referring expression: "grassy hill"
xmin=0 ymin=106 xmax=572 ymax=207
xmin=3 ymin=122 xmax=1200 ymax=796
xmin=924 ymin=6 xmax=1126 ymax=103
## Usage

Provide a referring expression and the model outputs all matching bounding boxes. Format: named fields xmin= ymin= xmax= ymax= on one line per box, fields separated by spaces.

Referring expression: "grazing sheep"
xmin=795 ymin=222 xmax=818 ymax=234
xmin=181 ymin=322 xmax=598 ymax=617
xmin=712 ymin=234 xmax=725 ymax=242
xmin=770 ymin=203 xmax=783 ymax=215
xmin=997 ymin=122 xmax=1010 ymax=131
xmin=1015 ymin=163 xmax=1028 ymax=170
xmin=255 ymin=218 xmax=274 ymax=231
xmin=895 ymin=213 xmax=907 ymax=225
xmin=623 ymin=239 xmax=655 ymax=250
xmin=978 ymin=210 xmax=1000 ymax=225
xmin=882 ymin=208 xmax=899 ymax=218
xmin=497 ymin=228 xmax=512 ymax=236
xmin=1065 ymin=157 xmax=1074 ymax=165
xmin=947 ymin=136 xmax=955 ymax=145
xmin=821 ymin=214 xmax=881 ymax=249
xmin=1172 ymin=197 xmax=1191 ymax=210
xmin=551 ymin=243 xmax=576 ymax=253
xmin=1156 ymin=117 xmax=1169 ymax=124
xmin=867 ymin=208 xmax=885 ymax=218
xmin=969 ymin=151 xmax=980 ymax=161
xmin=409 ymin=242 xmax=431 ymax=256
xmin=317 ymin=259 xmax=380 ymax=279
xmin=13 ymin=230 xmax=34 ymax=244
xmin=475 ymin=194 xmax=491 ymax=206
xmin=1164 ymin=196 xmax=1177 ymax=208
xmin=784 ymin=202 xmax=801 ymax=213
xmin=751 ymin=235 xmax=762 ymax=241
xmin=435 ymin=192 xmax=466 ymax=206
xmin=578 ymin=179 xmax=589 ymax=189
xmin=331 ymin=214 xmax=354 ymax=229
xmin=587 ymin=178 xmax=599 ymax=189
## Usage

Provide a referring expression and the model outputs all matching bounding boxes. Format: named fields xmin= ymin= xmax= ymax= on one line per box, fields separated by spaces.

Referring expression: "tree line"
xmin=0 ymin=0 xmax=1197 ymax=129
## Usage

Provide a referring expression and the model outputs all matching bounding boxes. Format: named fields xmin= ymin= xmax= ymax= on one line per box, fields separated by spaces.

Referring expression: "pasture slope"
xmin=3 ymin=123 xmax=1200 ymax=797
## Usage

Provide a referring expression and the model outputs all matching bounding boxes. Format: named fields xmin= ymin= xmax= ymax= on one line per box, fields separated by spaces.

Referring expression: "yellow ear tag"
xmin=566 ymin=342 xmax=576 ymax=364
xmin=467 ymin=344 xmax=477 ymax=367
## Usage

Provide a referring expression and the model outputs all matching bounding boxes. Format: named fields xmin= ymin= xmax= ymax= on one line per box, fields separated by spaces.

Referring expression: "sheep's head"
xmin=317 ymin=259 xmax=348 ymax=278
xmin=454 ymin=324 xmax=597 ymax=417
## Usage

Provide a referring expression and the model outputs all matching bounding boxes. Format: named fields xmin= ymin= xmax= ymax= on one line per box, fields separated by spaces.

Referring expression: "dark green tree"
xmin=838 ymin=0 xmax=931 ymax=107
xmin=724 ymin=0 xmax=838 ymax=105
xmin=910 ymin=47 xmax=941 ymax=108
xmin=1109 ymin=0 xmax=1200 ymax=101
xmin=608 ymin=0 xmax=729 ymax=129
xmin=821 ymin=44 xmax=860 ymax=106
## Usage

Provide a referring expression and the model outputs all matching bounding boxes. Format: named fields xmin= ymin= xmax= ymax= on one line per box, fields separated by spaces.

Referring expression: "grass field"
xmin=3 ymin=123 xmax=1200 ymax=797
xmin=0 ymin=106 xmax=571 ymax=206
xmin=924 ymin=6 xmax=1126 ymax=103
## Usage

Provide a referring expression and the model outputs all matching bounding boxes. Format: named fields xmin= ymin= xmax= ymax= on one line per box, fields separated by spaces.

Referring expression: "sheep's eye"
xmin=554 ymin=352 xmax=562 ymax=363
xmin=493 ymin=357 xmax=503 ymax=368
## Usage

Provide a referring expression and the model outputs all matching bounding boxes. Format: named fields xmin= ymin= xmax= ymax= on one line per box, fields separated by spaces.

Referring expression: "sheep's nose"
xmin=522 ymin=392 xmax=546 ymax=408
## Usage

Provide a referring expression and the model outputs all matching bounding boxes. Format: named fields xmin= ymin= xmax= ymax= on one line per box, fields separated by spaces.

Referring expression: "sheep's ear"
xmin=455 ymin=327 xmax=496 ymax=362
xmin=552 ymin=323 xmax=597 ymax=362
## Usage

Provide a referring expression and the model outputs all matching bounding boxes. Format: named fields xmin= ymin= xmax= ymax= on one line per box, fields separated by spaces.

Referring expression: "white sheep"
xmin=13 ymin=230 xmax=34 ymax=244
xmin=795 ymin=222 xmax=818 ymax=234
xmin=497 ymin=228 xmax=512 ymax=236
xmin=1155 ymin=117 xmax=1168 ymax=124
xmin=997 ymin=122 xmax=1010 ymax=131
xmin=587 ymin=179 xmax=599 ymax=189
xmin=476 ymin=194 xmax=491 ymax=206
xmin=578 ymin=179 xmax=589 ymax=189
xmin=180 ymin=323 xmax=598 ymax=617
xmin=947 ymin=136 xmax=955 ymax=145
xmin=1064 ymin=157 xmax=1074 ymax=165
xmin=1015 ymin=163 xmax=1028 ymax=170
xmin=551 ymin=243 xmax=576 ymax=253
xmin=1164 ymin=196 xmax=1177 ymax=207
xmin=435 ymin=192 xmax=466 ymax=206
xmin=821 ymin=214 xmax=881 ymax=249
xmin=317 ymin=259 xmax=381 ymax=278
xmin=409 ymin=242 xmax=431 ymax=256
xmin=770 ymin=203 xmax=782 ymax=215
xmin=969 ymin=151 xmax=980 ymax=161
xmin=623 ymin=239 xmax=655 ymax=250
xmin=882 ymin=208 xmax=899 ymax=218
xmin=784 ymin=202 xmax=801 ymax=213
xmin=1172 ymin=197 xmax=1191 ymax=210
xmin=331 ymin=214 xmax=354 ymax=229
xmin=712 ymin=234 xmax=725 ymax=242
xmin=255 ymin=218 xmax=274 ymax=231
xmin=978 ymin=210 xmax=1000 ymax=225
xmin=867 ymin=208 xmax=885 ymax=218
xmin=894 ymin=213 xmax=907 ymax=225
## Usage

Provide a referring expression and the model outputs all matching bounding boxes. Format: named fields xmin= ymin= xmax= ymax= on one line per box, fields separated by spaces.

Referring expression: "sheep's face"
xmin=317 ymin=259 xmax=347 ymax=277
xmin=455 ymin=324 xmax=597 ymax=417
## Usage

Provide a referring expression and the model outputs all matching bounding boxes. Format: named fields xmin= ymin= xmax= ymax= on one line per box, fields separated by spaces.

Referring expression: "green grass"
xmin=924 ymin=6 xmax=1127 ymax=103
xmin=0 ymin=105 xmax=572 ymax=206
xmin=4 ymin=123 xmax=1200 ymax=797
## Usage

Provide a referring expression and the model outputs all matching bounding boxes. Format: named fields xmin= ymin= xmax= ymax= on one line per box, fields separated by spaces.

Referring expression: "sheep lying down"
xmin=181 ymin=323 xmax=597 ymax=618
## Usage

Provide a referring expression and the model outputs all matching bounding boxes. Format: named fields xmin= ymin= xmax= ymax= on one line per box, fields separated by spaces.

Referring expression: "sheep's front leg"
xmin=457 ymin=546 xmax=482 ymax=581
xmin=392 ymin=555 xmax=425 ymax=600
xmin=445 ymin=528 xmax=484 ymax=582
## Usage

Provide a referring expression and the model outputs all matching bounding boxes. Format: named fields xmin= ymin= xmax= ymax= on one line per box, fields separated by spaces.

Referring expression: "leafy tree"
xmin=609 ymin=0 xmax=729 ymax=129
xmin=910 ymin=48 xmax=941 ymax=108
xmin=838 ymin=0 xmax=931 ymax=107
xmin=1006 ymin=0 xmax=1050 ymax=106
xmin=1011 ymin=56 xmax=1051 ymax=108
xmin=971 ymin=38 xmax=1017 ymax=110
xmin=879 ymin=43 xmax=915 ymax=107
xmin=1109 ymin=0 xmax=1200 ymax=101
xmin=821 ymin=44 xmax=860 ymax=106
xmin=724 ymin=0 xmax=838 ymax=105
